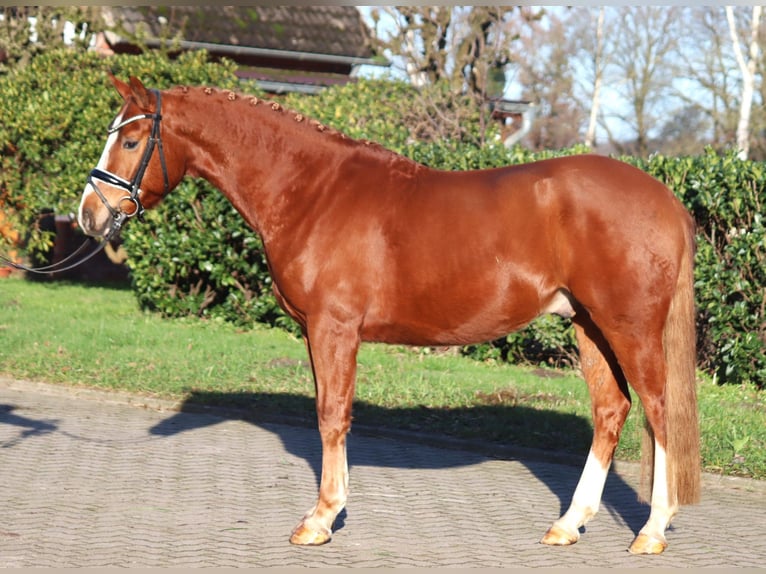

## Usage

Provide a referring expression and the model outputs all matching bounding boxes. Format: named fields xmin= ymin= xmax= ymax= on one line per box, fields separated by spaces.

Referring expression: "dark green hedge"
xmin=1 ymin=49 xmax=763 ymax=388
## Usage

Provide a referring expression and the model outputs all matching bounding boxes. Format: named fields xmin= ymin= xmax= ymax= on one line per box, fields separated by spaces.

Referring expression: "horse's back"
xmin=489 ymin=154 xmax=686 ymax=226
xmin=400 ymin=153 xmax=690 ymax=280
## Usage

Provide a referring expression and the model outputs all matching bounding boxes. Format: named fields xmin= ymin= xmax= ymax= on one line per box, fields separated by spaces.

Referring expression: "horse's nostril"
xmin=79 ymin=209 xmax=94 ymax=234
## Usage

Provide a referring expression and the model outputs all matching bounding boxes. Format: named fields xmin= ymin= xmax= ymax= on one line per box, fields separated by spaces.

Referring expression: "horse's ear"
xmin=106 ymin=72 xmax=154 ymax=110
xmin=108 ymin=72 xmax=133 ymax=102
xmin=127 ymin=76 xmax=154 ymax=110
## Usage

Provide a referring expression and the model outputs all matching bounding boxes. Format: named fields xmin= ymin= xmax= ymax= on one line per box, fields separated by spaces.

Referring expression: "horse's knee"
xmin=318 ymin=423 xmax=350 ymax=442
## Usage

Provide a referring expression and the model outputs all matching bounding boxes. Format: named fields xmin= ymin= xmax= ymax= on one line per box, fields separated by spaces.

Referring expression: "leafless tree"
xmin=584 ymin=7 xmax=606 ymax=148
xmin=674 ymin=7 xmax=738 ymax=152
xmin=607 ymin=6 xmax=682 ymax=157
xmin=367 ymin=6 xmax=541 ymax=145
xmin=513 ymin=9 xmax=585 ymax=150
xmin=726 ymin=5 xmax=762 ymax=160
xmin=655 ymin=105 xmax=712 ymax=157
xmin=566 ymin=7 xmax=610 ymax=148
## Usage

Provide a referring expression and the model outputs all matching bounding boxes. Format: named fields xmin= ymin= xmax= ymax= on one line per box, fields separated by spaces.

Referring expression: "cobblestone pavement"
xmin=0 ymin=377 xmax=764 ymax=568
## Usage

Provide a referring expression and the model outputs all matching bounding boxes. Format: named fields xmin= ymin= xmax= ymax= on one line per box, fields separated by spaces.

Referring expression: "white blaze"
xmin=77 ymin=110 xmax=124 ymax=232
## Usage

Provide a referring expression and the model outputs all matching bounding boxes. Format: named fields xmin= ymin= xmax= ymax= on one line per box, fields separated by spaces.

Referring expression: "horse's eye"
xmin=122 ymin=139 xmax=139 ymax=151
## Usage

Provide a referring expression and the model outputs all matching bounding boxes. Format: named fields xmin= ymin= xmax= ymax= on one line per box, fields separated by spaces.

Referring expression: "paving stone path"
xmin=1 ymin=378 xmax=764 ymax=567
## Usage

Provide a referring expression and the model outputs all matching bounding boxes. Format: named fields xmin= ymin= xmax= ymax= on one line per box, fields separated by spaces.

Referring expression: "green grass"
xmin=1 ymin=275 xmax=764 ymax=480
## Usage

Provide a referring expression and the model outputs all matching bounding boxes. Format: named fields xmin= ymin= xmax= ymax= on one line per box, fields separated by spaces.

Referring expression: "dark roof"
xmin=110 ymin=6 xmax=375 ymax=60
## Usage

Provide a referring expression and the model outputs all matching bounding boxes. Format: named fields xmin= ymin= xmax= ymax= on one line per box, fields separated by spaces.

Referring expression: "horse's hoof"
xmin=540 ymin=523 xmax=579 ymax=546
xmin=289 ymin=522 xmax=332 ymax=546
xmin=628 ymin=533 xmax=667 ymax=555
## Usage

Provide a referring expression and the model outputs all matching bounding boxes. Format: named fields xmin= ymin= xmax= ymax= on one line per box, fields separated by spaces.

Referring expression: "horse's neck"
xmin=173 ymin=89 xmax=343 ymax=240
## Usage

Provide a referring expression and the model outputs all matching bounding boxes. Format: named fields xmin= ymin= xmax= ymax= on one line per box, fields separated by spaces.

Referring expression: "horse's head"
xmin=78 ymin=74 xmax=180 ymax=238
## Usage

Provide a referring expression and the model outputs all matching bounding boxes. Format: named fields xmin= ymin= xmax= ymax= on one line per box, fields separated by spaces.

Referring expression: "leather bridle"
xmin=88 ymin=88 xmax=170 ymax=233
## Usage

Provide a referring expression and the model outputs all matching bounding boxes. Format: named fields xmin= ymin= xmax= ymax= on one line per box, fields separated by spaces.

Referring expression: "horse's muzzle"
xmin=77 ymin=188 xmax=111 ymax=238
xmin=77 ymin=206 xmax=100 ymax=238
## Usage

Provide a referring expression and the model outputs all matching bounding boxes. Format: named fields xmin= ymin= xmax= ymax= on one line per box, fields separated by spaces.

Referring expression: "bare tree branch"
xmin=368 ymin=7 xmax=540 ymax=145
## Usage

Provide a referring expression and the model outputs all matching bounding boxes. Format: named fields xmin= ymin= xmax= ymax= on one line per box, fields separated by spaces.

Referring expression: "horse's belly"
xmin=361 ymin=314 xmax=536 ymax=347
xmin=360 ymin=285 xmax=544 ymax=347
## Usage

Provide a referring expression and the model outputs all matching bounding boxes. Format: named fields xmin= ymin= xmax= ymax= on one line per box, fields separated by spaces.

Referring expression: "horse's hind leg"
xmin=541 ymin=314 xmax=631 ymax=546
xmin=619 ymin=347 xmax=678 ymax=555
xmin=289 ymin=313 xmax=360 ymax=546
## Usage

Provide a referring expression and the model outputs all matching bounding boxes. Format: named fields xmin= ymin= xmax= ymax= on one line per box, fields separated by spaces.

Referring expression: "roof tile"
xmin=112 ymin=6 xmax=374 ymax=59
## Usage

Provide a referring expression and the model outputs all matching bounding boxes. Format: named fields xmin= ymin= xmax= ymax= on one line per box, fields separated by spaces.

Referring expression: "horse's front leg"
xmin=289 ymin=313 xmax=360 ymax=546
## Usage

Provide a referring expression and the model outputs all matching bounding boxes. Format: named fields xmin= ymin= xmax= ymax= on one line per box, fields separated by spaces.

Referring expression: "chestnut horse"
xmin=78 ymin=76 xmax=700 ymax=555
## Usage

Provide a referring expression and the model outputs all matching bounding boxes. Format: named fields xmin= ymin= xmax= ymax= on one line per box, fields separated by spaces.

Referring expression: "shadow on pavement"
xmin=0 ymin=404 xmax=58 ymax=449
xmin=148 ymin=390 xmax=649 ymax=536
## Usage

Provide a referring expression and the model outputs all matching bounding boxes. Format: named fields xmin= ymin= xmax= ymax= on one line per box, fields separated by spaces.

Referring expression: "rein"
xmin=0 ymin=89 xmax=168 ymax=276
xmin=0 ymin=223 xmax=120 ymax=275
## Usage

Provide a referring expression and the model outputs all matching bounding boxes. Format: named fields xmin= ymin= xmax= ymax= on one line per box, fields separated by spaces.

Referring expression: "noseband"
xmin=88 ymin=88 xmax=170 ymax=233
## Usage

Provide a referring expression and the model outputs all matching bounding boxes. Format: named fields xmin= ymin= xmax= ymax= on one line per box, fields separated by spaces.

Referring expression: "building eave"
xmin=124 ymin=35 xmax=389 ymax=68
xmin=253 ymin=79 xmax=326 ymax=95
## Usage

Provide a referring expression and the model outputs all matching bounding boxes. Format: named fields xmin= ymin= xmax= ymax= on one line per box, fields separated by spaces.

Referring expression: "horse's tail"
xmin=640 ymin=219 xmax=701 ymax=506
